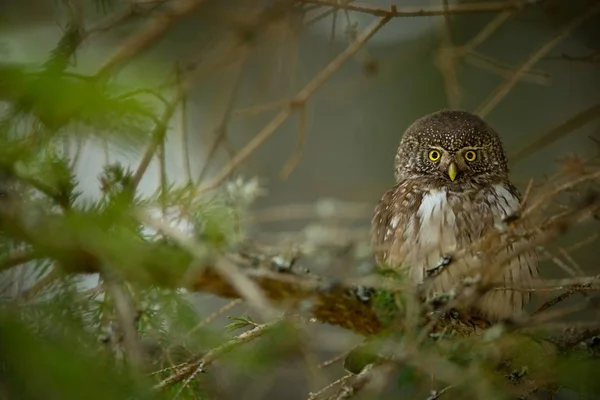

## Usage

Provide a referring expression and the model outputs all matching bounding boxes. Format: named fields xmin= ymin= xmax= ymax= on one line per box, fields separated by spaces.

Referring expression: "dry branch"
xmin=476 ymin=1 xmax=600 ymax=117
xmin=97 ymin=0 xmax=209 ymax=77
xmin=511 ymin=102 xmax=600 ymax=164
xmin=154 ymin=321 xmax=278 ymax=391
xmin=197 ymin=15 xmax=392 ymax=194
xmin=299 ymin=0 xmax=524 ymax=17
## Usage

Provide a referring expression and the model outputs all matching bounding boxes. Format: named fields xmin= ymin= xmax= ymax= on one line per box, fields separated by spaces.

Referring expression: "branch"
xmin=476 ymin=1 xmax=600 ymax=117
xmin=197 ymin=15 xmax=392 ymax=194
xmin=132 ymin=98 xmax=180 ymax=189
xmin=0 ymin=249 xmax=39 ymax=274
xmin=299 ymin=0 xmax=524 ymax=17
xmin=97 ymin=0 xmax=209 ymax=77
xmin=511 ymin=103 xmax=600 ymax=164
xmin=154 ymin=321 xmax=278 ymax=391
xmin=463 ymin=51 xmax=551 ymax=85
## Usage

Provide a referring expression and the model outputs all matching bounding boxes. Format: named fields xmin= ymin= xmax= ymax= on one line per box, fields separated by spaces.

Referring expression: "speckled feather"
xmin=372 ymin=110 xmax=538 ymax=322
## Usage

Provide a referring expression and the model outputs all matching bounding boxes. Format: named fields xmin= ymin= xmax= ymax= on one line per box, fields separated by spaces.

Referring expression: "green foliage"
xmin=0 ymin=62 xmax=156 ymax=151
xmin=226 ymin=315 xmax=257 ymax=331
xmin=0 ymin=310 xmax=155 ymax=400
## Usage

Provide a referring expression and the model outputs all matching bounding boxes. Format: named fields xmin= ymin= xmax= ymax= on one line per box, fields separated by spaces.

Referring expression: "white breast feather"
xmin=409 ymin=189 xmax=457 ymax=283
xmin=416 ymin=190 xmax=456 ymax=246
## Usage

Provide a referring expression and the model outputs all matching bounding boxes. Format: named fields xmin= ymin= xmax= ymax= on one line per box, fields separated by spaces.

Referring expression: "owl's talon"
xmin=354 ymin=285 xmax=374 ymax=303
xmin=426 ymin=255 xmax=452 ymax=278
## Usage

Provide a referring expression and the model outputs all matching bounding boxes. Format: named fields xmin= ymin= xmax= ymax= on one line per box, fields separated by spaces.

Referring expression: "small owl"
xmin=371 ymin=110 xmax=538 ymax=322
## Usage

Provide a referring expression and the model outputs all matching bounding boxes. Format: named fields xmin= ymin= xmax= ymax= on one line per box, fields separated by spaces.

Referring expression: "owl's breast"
xmin=402 ymin=184 xmax=521 ymax=285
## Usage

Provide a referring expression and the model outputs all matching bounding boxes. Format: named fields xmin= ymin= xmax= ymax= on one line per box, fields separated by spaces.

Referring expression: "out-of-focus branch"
xmin=299 ymin=0 xmax=525 ymax=17
xmin=463 ymin=51 xmax=551 ymax=85
xmin=132 ymin=99 xmax=180 ymax=189
xmin=435 ymin=0 xmax=461 ymax=109
xmin=154 ymin=321 xmax=279 ymax=391
xmin=511 ymin=103 xmax=600 ymax=164
xmin=102 ymin=270 xmax=144 ymax=370
xmin=97 ymin=0 xmax=209 ymax=77
xmin=462 ymin=11 xmax=513 ymax=51
xmin=0 ymin=249 xmax=39 ymax=274
xmin=476 ymin=1 xmax=600 ymax=117
xmin=197 ymin=15 xmax=392 ymax=195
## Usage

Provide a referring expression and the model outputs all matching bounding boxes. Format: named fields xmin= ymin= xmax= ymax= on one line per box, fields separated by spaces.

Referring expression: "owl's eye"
xmin=464 ymin=150 xmax=477 ymax=162
xmin=428 ymin=150 xmax=441 ymax=161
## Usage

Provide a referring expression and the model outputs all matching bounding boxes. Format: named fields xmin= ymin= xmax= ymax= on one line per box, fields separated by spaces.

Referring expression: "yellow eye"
xmin=428 ymin=150 xmax=441 ymax=161
xmin=464 ymin=150 xmax=477 ymax=162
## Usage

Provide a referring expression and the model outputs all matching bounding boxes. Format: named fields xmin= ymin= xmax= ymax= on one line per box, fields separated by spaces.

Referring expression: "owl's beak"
xmin=447 ymin=162 xmax=458 ymax=182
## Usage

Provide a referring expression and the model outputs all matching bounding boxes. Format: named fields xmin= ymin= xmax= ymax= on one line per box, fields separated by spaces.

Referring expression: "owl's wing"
xmin=370 ymin=181 xmax=414 ymax=266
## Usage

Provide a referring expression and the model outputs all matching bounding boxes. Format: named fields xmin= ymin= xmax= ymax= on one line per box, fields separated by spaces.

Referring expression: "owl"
xmin=371 ymin=110 xmax=538 ymax=322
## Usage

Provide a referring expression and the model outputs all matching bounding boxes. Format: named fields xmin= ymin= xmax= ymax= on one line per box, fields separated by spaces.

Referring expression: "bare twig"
xmin=0 ymin=249 xmax=38 ymax=274
xmin=463 ymin=51 xmax=551 ymax=85
xmin=132 ymin=99 xmax=179 ymax=189
xmin=462 ymin=11 xmax=512 ymax=51
xmin=198 ymin=15 xmax=392 ymax=194
xmin=436 ymin=0 xmax=461 ymax=109
xmin=279 ymin=103 xmax=308 ymax=179
xmin=300 ymin=1 xmax=524 ymax=17
xmin=155 ymin=321 xmax=278 ymax=391
xmin=176 ymin=64 xmax=193 ymax=183
xmin=534 ymin=289 xmax=579 ymax=315
xmin=520 ymin=178 xmax=534 ymax=208
xmin=197 ymin=52 xmax=249 ymax=184
xmin=102 ymin=270 xmax=144 ymax=370
xmin=308 ymin=373 xmax=353 ymax=400
xmin=158 ymin=139 xmax=168 ymax=214
xmin=476 ymin=2 xmax=600 ymax=117
xmin=87 ymin=1 xmax=168 ymax=35
xmin=234 ymin=99 xmax=291 ymax=118
xmin=167 ymin=299 xmax=243 ymax=354
xmin=426 ymin=385 xmax=454 ymax=400
xmin=17 ymin=267 xmax=62 ymax=301
xmin=499 ymin=274 xmax=600 ymax=292
xmin=511 ymin=103 xmax=600 ymax=164
xmin=97 ymin=0 xmax=209 ymax=77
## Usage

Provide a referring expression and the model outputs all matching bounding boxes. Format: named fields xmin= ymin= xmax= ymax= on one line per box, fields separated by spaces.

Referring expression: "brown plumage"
xmin=371 ymin=110 xmax=538 ymax=322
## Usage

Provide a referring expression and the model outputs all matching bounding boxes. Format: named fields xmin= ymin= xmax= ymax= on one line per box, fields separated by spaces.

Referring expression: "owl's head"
xmin=394 ymin=110 xmax=508 ymax=184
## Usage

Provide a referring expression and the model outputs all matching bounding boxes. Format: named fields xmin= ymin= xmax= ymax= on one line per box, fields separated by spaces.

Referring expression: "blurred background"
xmin=1 ymin=0 xmax=599 ymax=398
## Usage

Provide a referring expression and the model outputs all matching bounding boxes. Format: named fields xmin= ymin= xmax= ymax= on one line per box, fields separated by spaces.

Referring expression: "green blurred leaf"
xmin=0 ymin=310 xmax=159 ymax=400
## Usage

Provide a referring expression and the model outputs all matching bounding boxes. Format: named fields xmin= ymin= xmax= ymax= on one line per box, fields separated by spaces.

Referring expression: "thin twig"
xmin=158 ymin=139 xmax=168 ymax=215
xmin=97 ymin=0 xmax=209 ymax=77
xmin=167 ymin=299 xmax=243 ymax=354
xmin=534 ymin=289 xmax=578 ymax=315
xmin=300 ymin=1 xmax=524 ymax=17
xmin=426 ymin=385 xmax=454 ymax=400
xmin=520 ymin=178 xmax=534 ymax=209
xmin=308 ymin=373 xmax=353 ymax=400
xmin=234 ymin=99 xmax=290 ymax=118
xmin=463 ymin=51 xmax=551 ymax=85
xmin=511 ymin=103 xmax=600 ymax=164
xmin=436 ymin=0 xmax=461 ymax=109
xmin=0 ymin=249 xmax=38 ymax=274
xmin=462 ymin=11 xmax=512 ymax=51
xmin=132 ymin=99 xmax=179 ymax=189
xmin=279 ymin=103 xmax=308 ymax=179
xmin=102 ymin=270 xmax=144 ymax=370
xmin=476 ymin=2 xmax=600 ymax=117
xmin=197 ymin=52 xmax=249 ymax=184
xmin=155 ymin=321 xmax=278 ymax=391
xmin=198 ymin=15 xmax=392 ymax=194
xmin=175 ymin=64 xmax=193 ymax=184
